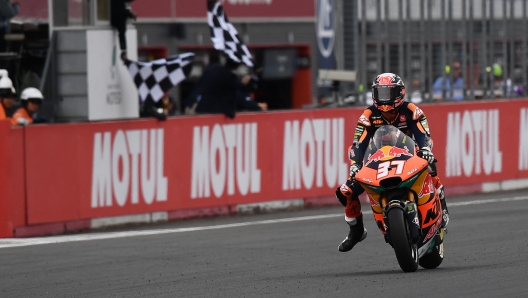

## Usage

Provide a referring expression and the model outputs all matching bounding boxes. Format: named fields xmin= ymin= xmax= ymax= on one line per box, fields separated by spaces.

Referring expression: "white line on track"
xmin=0 ymin=195 xmax=527 ymax=249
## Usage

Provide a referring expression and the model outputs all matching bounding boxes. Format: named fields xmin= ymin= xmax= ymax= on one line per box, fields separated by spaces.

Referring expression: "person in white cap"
xmin=0 ymin=69 xmax=15 ymax=120
xmin=11 ymin=87 xmax=44 ymax=126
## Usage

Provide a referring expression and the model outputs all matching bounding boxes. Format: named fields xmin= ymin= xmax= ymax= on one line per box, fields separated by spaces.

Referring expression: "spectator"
xmin=0 ymin=0 xmax=19 ymax=52
xmin=183 ymin=53 xmax=221 ymax=115
xmin=194 ymin=58 xmax=240 ymax=119
xmin=432 ymin=61 xmax=464 ymax=101
xmin=511 ymin=68 xmax=525 ymax=97
xmin=110 ymin=0 xmax=136 ymax=62
xmin=408 ymin=77 xmax=424 ymax=104
xmin=11 ymin=87 xmax=45 ymax=126
xmin=0 ymin=71 xmax=15 ymax=119
xmin=317 ymin=94 xmax=332 ymax=108
xmin=159 ymin=91 xmax=176 ymax=115
xmin=491 ymin=64 xmax=505 ymax=98
xmin=236 ymin=74 xmax=267 ymax=112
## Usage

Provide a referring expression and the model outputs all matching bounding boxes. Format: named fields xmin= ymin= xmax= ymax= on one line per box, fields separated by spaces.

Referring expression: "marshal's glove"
xmin=349 ymin=163 xmax=361 ymax=180
xmin=417 ymin=147 xmax=435 ymax=164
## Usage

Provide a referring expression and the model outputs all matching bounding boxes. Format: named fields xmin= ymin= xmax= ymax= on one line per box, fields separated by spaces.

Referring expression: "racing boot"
xmin=336 ymin=182 xmax=367 ymax=252
xmin=432 ymin=176 xmax=449 ymax=228
xmin=338 ymin=214 xmax=368 ymax=252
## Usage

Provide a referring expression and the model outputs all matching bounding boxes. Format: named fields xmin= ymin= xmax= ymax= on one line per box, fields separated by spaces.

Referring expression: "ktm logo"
xmin=373 ymin=120 xmax=383 ymax=125
xmin=424 ymin=198 xmax=441 ymax=225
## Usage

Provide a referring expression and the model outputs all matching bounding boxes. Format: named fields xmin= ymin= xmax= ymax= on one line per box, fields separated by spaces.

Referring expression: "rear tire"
xmin=388 ymin=208 xmax=419 ymax=272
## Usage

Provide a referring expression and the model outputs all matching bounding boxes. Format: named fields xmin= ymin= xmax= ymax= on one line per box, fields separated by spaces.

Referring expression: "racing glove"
xmin=418 ymin=147 xmax=435 ymax=164
xmin=349 ymin=163 xmax=361 ymax=180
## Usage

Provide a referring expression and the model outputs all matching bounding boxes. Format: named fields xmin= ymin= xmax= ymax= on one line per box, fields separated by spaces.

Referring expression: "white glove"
xmin=349 ymin=163 xmax=361 ymax=179
xmin=418 ymin=147 xmax=435 ymax=164
xmin=16 ymin=118 xmax=30 ymax=126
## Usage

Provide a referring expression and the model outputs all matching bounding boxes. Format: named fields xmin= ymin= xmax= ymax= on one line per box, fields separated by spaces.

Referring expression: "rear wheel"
xmin=419 ymin=229 xmax=445 ymax=269
xmin=388 ymin=208 xmax=419 ymax=272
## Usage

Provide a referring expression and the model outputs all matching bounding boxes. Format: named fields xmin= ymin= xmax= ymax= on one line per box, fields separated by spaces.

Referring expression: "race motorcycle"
xmin=354 ymin=125 xmax=445 ymax=272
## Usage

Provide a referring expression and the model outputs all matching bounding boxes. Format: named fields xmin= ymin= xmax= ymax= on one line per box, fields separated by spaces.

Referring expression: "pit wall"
xmin=1 ymin=99 xmax=528 ymax=237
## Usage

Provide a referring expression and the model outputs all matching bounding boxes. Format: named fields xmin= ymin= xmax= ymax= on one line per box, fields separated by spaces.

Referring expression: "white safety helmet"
xmin=20 ymin=87 xmax=44 ymax=101
xmin=0 ymin=70 xmax=15 ymax=98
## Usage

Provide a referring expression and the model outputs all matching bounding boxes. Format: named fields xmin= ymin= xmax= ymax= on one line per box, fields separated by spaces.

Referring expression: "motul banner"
xmin=3 ymin=99 xmax=528 ymax=229
xmin=23 ymin=111 xmax=356 ymax=225
xmin=132 ymin=0 xmax=315 ymax=19
xmin=423 ymin=100 xmax=528 ymax=186
xmin=14 ymin=0 xmax=315 ymax=22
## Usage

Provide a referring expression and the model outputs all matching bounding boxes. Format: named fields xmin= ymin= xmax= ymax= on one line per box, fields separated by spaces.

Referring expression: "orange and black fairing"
xmin=357 ymin=150 xmax=429 ymax=235
xmin=354 ymin=126 xmax=442 ymax=243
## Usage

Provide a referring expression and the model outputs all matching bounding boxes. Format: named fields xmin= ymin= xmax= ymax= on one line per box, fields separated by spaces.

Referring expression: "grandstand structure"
xmin=344 ymin=0 xmax=528 ymax=102
xmin=7 ymin=0 xmax=528 ymax=122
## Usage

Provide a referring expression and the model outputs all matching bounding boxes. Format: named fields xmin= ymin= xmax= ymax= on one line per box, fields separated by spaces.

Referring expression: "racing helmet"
xmin=20 ymin=87 xmax=44 ymax=105
xmin=371 ymin=73 xmax=406 ymax=112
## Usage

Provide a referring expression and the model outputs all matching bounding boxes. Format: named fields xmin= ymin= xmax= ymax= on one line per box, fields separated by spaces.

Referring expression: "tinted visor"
xmin=373 ymin=86 xmax=399 ymax=102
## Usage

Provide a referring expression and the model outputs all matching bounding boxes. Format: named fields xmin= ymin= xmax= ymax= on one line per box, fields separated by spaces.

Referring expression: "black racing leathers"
xmin=349 ymin=102 xmax=433 ymax=166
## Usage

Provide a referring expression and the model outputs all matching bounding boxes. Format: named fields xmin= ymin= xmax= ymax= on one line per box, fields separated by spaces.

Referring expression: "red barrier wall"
xmin=2 ymin=99 xmax=528 ymax=234
xmin=423 ymin=100 xmax=528 ymax=185
xmin=0 ymin=122 xmax=25 ymax=237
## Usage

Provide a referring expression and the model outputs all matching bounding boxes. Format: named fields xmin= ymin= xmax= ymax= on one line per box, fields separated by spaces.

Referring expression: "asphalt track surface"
xmin=1 ymin=190 xmax=528 ymax=297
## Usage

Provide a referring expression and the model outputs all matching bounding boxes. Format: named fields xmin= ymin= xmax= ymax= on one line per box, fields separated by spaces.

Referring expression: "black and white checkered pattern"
xmin=126 ymin=53 xmax=195 ymax=103
xmin=207 ymin=0 xmax=253 ymax=67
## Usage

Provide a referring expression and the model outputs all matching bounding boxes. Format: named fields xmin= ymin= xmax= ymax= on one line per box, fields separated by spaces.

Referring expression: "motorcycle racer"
xmin=336 ymin=73 xmax=450 ymax=252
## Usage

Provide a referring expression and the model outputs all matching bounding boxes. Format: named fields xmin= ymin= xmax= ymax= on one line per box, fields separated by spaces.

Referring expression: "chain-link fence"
xmin=348 ymin=0 xmax=528 ymax=103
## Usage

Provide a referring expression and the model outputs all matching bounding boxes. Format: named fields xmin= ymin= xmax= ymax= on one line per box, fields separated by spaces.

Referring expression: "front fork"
xmin=382 ymin=193 xmax=422 ymax=246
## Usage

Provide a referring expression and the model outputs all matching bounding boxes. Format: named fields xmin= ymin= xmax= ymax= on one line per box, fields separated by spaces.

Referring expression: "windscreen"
xmin=362 ymin=125 xmax=417 ymax=168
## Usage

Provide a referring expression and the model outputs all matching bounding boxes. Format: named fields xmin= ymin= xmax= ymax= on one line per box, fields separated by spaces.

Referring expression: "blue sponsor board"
xmin=316 ymin=0 xmax=336 ymax=70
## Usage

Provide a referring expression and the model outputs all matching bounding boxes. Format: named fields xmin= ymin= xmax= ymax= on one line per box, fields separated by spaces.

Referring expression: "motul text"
xmin=445 ymin=110 xmax=502 ymax=177
xmin=91 ymin=129 xmax=168 ymax=208
xmin=282 ymin=118 xmax=348 ymax=190
xmin=191 ymin=123 xmax=261 ymax=198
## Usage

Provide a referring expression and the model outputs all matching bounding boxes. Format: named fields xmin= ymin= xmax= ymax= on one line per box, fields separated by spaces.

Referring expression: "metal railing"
xmin=349 ymin=0 xmax=528 ymax=103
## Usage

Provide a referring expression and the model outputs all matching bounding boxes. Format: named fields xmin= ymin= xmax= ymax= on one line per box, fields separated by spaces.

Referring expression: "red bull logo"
xmin=388 ymin=146 xmax=412 ymax=158
xmin=419 ymin=174 xmax=435 ymax=198
xmin=365 ymin=146 xmax=412 ymax=166
xmin=365 ymin=149 xmax=386 ymax=166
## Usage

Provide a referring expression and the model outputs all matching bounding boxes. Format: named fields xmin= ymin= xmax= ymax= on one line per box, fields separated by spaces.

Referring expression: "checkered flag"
xmin=126 ymin=52 xmax=195 ymax=103
xmin=207 ymin=0 xmax=253 ymax=67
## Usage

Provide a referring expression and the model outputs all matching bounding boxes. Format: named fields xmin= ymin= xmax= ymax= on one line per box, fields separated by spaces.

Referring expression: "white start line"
xmin=0 ymin=195 xmax=527 ymax=249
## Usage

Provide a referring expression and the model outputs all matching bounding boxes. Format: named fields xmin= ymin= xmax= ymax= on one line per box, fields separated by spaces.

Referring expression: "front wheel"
xmin=388 ymin=208 xmax=419 ymax=272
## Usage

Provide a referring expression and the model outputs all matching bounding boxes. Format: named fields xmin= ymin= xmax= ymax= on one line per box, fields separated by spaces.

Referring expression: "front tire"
xmin=388 ymin=208 xmax=419 ymax=272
